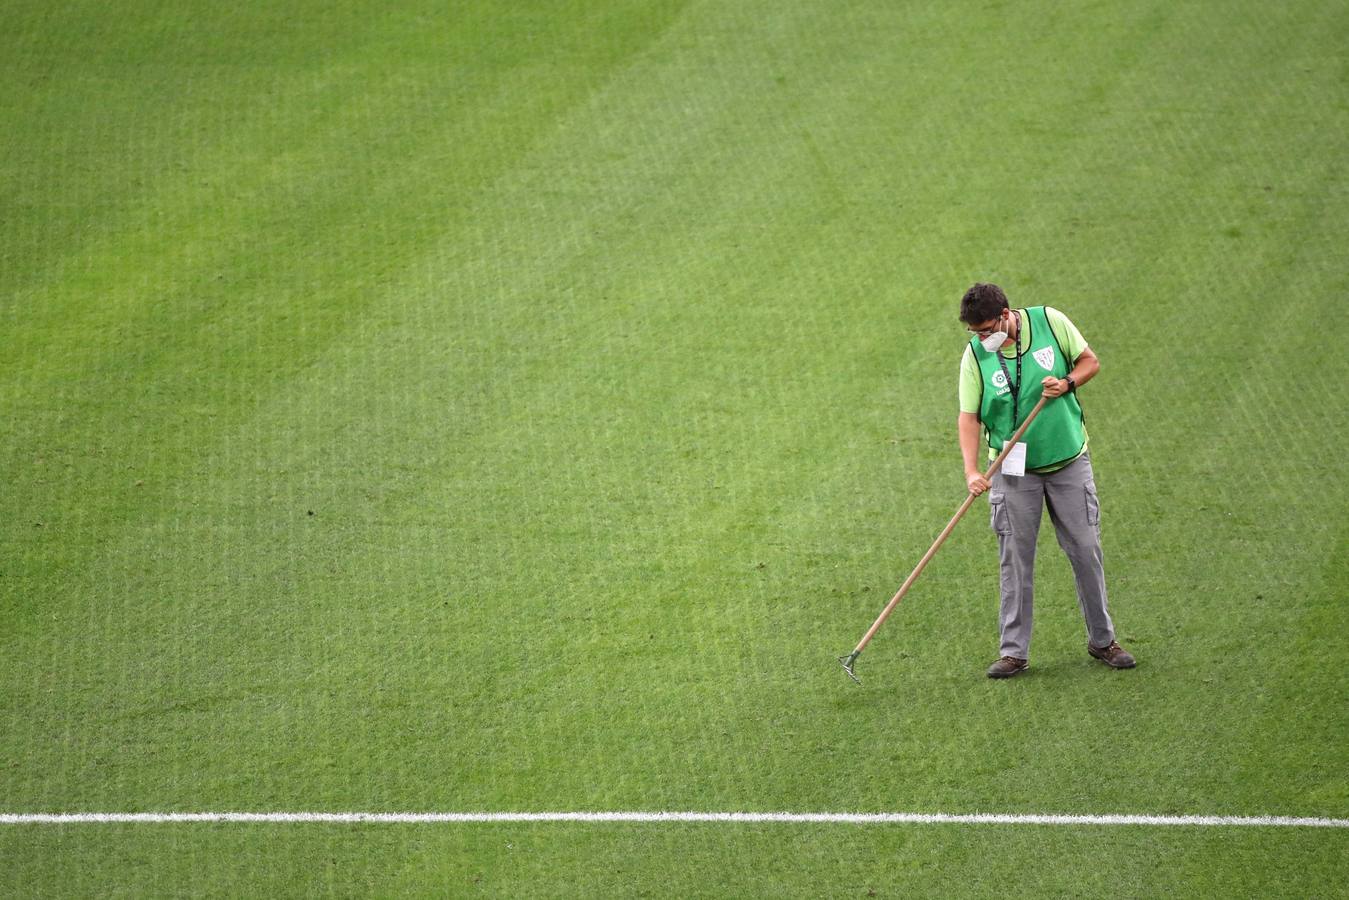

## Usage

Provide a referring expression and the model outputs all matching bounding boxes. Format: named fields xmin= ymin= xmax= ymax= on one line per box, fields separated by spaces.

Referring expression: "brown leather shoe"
xmin=987 ymin=656 xmax=1029 ymax=678
xmin=1088 ymin=641 xmax=1136 ymax=669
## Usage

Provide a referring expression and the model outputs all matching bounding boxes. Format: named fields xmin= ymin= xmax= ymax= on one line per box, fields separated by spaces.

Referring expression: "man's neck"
xmin=1000 ymin=309 xmax=1020 ymax=350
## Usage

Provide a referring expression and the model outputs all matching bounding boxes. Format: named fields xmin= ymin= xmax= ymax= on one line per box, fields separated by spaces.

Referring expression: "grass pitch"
xmin=2 ymin=0 xmax=1347 ymax=896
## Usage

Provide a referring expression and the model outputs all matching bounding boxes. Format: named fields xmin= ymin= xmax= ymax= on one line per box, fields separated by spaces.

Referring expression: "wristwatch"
xmin=1064 ymin=376 xmax=1076 ymax=391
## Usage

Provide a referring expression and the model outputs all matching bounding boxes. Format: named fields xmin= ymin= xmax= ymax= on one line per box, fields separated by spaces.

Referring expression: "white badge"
xmin=1002 ymin=442 xmax=1027 ymax=478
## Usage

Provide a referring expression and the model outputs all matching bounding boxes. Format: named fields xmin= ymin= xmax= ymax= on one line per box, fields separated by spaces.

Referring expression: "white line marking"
xmin=1 ymin=812 xmax=1346 ymax=828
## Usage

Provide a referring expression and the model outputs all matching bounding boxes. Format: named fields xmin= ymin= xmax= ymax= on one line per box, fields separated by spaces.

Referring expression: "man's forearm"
xmin=1067 ymin=348 xmax=1100 ymax=388
xmin=958 ymin=412 xmax=983 ymax=475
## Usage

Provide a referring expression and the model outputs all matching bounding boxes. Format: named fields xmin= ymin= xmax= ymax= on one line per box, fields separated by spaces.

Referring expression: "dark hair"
xmin=960 ymin=283 xmax=1009 ymax=324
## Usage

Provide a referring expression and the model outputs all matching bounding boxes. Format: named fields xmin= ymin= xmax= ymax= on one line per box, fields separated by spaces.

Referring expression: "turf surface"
xmin=2 ymin=0 xmax=1347 ymax=895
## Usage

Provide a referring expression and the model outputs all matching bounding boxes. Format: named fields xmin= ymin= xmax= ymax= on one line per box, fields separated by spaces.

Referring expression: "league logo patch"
xmin=991 ymin=371 xmax=1008 ymax=388
xmin=1033 ymin=346 xmax=1055 ymax=370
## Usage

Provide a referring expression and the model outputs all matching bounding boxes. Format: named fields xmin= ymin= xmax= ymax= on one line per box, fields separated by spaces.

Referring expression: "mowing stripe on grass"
xmin=2 ymin=812 xmax=1346 ymax=828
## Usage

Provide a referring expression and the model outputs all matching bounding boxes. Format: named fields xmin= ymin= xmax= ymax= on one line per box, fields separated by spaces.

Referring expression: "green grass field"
xmin=3 ymin=0 xmax=1347 ymax=895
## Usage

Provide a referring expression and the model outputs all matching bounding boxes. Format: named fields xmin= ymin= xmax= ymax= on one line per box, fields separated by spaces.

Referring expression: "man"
xmin=957 ymin=283 xmax=1135 ymax=678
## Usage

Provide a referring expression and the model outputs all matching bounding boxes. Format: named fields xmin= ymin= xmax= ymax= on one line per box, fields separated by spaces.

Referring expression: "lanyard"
xmin=993 ymin=310 xmax=1023 ymax=428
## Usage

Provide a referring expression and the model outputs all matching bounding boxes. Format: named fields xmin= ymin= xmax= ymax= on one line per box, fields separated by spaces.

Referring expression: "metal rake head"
xmin=837 ymin=651 xmax=861 ymax=685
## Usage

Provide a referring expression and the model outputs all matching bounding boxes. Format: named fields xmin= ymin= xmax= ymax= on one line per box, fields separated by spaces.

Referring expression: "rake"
xmin=838 ymin=394 xmax=1050 ymax=684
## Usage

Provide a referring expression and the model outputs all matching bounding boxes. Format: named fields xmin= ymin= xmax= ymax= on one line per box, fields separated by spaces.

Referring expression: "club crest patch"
xmin=1033 ymin=346 xmax=1055 ymax=370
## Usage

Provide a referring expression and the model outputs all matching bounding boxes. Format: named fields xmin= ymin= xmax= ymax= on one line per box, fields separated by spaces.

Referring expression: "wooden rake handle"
xmin=848 ymin=393 xmax=1051 ymax=656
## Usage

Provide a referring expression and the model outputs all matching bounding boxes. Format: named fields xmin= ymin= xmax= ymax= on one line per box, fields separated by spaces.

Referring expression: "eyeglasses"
xmin=964 ymin=316 xmax=1003 ymax=337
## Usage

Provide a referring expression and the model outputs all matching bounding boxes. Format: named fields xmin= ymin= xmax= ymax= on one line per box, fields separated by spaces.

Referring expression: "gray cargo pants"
xmin=988 ymin=451 xmax=1115 ymax=659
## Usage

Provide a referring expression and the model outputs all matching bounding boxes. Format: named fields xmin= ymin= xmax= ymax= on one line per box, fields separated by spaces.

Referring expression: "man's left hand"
xmin=1041 ymin=376 xmax=1069 ymax=398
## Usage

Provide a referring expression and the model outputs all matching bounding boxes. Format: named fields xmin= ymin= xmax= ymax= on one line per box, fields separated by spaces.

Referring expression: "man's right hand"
xmin=966 ymin=471 xmax=990 ymax=496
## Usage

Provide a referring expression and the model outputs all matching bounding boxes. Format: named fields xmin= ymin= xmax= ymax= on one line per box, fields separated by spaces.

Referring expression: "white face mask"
xmin=979 ymin=313 xmax=1009 ymax=352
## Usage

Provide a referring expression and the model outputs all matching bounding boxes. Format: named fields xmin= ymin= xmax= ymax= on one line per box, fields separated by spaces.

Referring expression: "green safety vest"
xmin=970 ymin=306 xmax=1086 ymax=470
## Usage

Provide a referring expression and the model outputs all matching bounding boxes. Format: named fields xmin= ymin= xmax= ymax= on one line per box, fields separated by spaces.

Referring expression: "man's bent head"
xmin=960 ymin=283 xmax=1009 ymax=325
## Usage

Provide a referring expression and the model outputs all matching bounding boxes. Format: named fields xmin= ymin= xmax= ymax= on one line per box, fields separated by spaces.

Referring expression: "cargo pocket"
xmin=1085 ymin=482 xmax=1100 ymax=526
xmin=989 ymin=490 xmax=1012 ymax=536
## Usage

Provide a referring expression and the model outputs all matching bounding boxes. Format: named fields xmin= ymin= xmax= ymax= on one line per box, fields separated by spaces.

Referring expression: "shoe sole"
xmin=987 ymin=665 xmax=1029 ymax=679
xmin=1088 ymin=651 xmax=1136 ymax=669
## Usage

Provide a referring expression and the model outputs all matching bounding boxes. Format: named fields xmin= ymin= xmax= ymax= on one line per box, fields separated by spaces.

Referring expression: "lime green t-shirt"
xmin=958 ymin=307 xmax=1090 ymax=467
